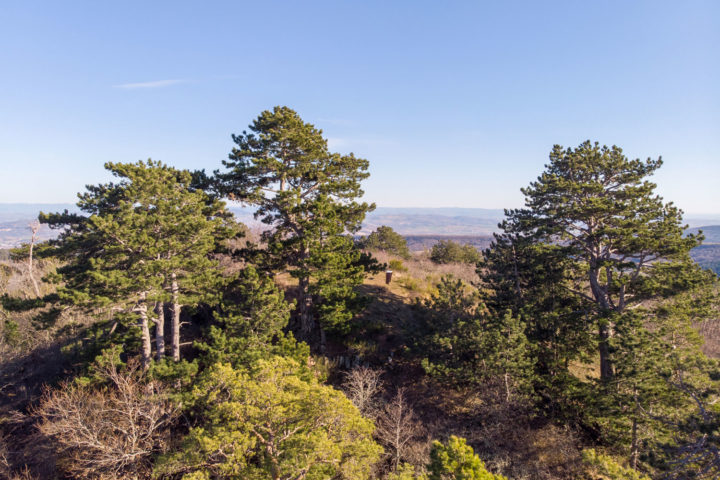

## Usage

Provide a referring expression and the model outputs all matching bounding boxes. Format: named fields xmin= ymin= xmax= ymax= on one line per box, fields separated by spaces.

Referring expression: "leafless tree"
xmin=342 ymin=366 xmax=384 ymax=417
xmin=375 ymin=388 xmax=425 ymax=471
xmin=26 ymin=221 xmax=41 ymax=298
xmin=34 ymin=360 xmax=179 ymax=479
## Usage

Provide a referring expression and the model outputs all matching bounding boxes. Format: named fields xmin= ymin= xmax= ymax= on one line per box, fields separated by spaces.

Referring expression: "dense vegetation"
xmin=0 ymin=109 xmax=718 ymax=480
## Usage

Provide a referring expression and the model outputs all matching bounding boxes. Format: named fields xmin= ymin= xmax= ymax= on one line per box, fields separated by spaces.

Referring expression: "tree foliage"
xmin=197 ymin=265 xmax=307 ymax=368
xmin=361 ymin=226 xmax=411 ymax=259
xmin=430 ymin=240 xmax=482 ymax=265
xmin=415 ymin=276 xmax=532 ymax=401
xmin=428 ymin=436 xmax=506 ymax=480
xmin=217 ymin=106 xmax=374 ymax=340
xmin=481 ymin=141 xmax=720 ymax=465
xmin=501 ymin=141 xmax=702 ymax=380
xmin=157 ymin=356 xmax=382 ymax=480
xmin=41 ymin=160 xmax=234 ymax=366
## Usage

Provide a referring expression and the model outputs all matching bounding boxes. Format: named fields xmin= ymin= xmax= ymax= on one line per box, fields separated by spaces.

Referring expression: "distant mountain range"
xmin=1 ymin=203 xmax=719 ymax=273
xmin=686 ymin=225 xmax=720 ymax=245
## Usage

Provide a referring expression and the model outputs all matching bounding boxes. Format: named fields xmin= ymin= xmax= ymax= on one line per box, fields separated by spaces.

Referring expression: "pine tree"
xmin=482 ymin=234 xmax=592 ymax=413
xmin=415 ymin=276 xmax=533 ymax=402
xmin=361 ymin=225 xmax=411 ymax=259
xmin=593 ymin=277 xmax=720 ymax=470
xmin=482 ymin=141 xmax=720 ymax=465
xmin=502 ymin=141 xmax=702 ymax=381
xmin=198 ymin=265 xmax=307 ymax=368
xmin=42 ymin=160 xmax=234 ymax=367
xmin=217 ymin=106 xmax=374 ymax=345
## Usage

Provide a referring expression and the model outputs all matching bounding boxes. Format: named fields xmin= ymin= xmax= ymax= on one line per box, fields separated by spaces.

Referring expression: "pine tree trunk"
xmin=630 ymin=417 xmax=639 ymax=470
xmin=298 ymin=275 xmax=314 ymax=336
xmin=170 ymin=273 xmax=181 ymax=362
xmin=137 ymin=292 xmax=152 ymax=370
xmin=154 ymin=301 xmax=165 ymax=360
xmin=320 ymin=328 xmax=326 ymax=354
xmin=599 ymin=322 xmax=613 ymax=381
xmin=590 ymin=267 xmax=614 ymax=381
xmin=504 ymin=372 xmax=511 ymax=403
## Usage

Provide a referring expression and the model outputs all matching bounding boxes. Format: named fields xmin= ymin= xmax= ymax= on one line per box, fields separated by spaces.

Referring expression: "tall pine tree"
xmin=496 ymin=141 xmax=701 ymax=381
xmin=42 ymin=160 xmax=233 ymax=367
xmin=217 ymin=106 xmax=374 ymax=345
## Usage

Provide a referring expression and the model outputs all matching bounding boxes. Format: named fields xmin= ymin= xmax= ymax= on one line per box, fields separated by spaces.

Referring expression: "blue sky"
xmin=1 ymin=1 xmax=718 ymax=213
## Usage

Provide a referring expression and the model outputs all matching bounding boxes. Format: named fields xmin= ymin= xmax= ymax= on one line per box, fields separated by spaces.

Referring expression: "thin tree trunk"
xmin=511 ymin=244 xmax=523 ymax=299
xmin=599 ymin=322 xmax=613 ymax=381
xmin=154 ymin=301 xmax=165 ymax=360
xmin=137 ymin=292 xmax=152 ymax=370
xmin=298 ymin=275 xmax=314 ymax=336
xmin=504 ymin=372 xmax=511 ymax=403
xmin=630 ymin=417 xmax=639 ymax=470
xmin=590 ymin=267 xmax=614 ymax=381
xmin=170 ymin=273 xmax=181 ymax=362
xmin=28 ymin=222 xmax=41 ymax=297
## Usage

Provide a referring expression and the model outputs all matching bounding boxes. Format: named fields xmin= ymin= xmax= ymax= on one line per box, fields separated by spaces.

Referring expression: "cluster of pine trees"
xmin=1 ymin=107 xmax=718 ymax=479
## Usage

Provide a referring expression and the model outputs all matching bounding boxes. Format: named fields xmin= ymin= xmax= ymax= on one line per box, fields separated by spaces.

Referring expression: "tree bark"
xmin=154 ymin=301 xmax=165 ymax=360
xmin=137 ymin=292 xmax=152 ymax=370
xmin=630 ymin=416 xmax=639 ymax=470
xmin=599 ymin=321 xmax=613 ymax=381
xmin=298 ymin=275 xmax=314 ymax=336
xmin=590 ymin=267 xmax=615 ymax=381
xmin=170 ymin=273 xmax=181 ymax=362
xmin=504 ymin=372 xmax=511 ymax=403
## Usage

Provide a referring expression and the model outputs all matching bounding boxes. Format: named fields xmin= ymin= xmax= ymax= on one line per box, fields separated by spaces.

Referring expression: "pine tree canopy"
xmin=216 ymin=106 xmax=375 ymax=340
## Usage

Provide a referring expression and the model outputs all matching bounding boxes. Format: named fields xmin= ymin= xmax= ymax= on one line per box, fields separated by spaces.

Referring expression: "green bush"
xmin=581 ymin=449 xmax=650 ymax=480
xmin=389 ymin=259 xmax=408 ymax=272
xmin=429 ymin=435 xmax=507 ymax=480
xmin=398 ymin=277 xmax=421 ymax=292
xmin=360 ymin=226 xmax=411 ymax=259
xmin=430 ymin=240 xmax=482 ymax=264
xmin=1 ymin=319 xmax=20 ymax=347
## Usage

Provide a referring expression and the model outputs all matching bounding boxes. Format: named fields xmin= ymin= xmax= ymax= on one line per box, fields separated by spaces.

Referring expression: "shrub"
xmin=361 ymin=226 xmax=411 ymax=259
xmin=428 ymin=435 xmax=507 ymax=480
xmin=429 ymin=240 xmax=482 ymax=264
xmin=389 ymin=259 xmax=408 ymax=272
xmin=581 ymin=449 xmax=650 ymax=480
xmin=157 ymin=357 xmax=383 ymax=479
xmin=34 ymin=359 xmax=179 ymax=479
xmin=399 ymin=277 xmax=422 ymax=292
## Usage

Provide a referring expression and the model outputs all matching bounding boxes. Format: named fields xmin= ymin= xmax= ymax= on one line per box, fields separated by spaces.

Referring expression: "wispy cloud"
xmin=113 ymin=79 xmax=187 ymax=89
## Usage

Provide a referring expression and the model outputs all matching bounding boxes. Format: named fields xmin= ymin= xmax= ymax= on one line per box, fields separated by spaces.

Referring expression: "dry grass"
xmin=366 ymin=250 xmax=478 ymax=299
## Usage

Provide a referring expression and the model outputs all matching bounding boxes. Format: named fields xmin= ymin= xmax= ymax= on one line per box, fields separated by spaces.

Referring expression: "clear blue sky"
xmin=1 ymin=1 xmax=718 ymax=213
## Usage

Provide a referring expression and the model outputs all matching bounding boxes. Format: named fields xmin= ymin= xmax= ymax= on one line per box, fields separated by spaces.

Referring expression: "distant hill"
xmin=686 ymin=225 xmax=720 ymax=244
xmin=360 ymin=207 xmax=505 ymax=235
xmin=0 ymin=219 xmax=57 ymax=249
xmin=0 ymin=204 xmax=77 ymax=249
xmin=686 ymin=225 xmax=720 ymax=274
xmin=404 ymin=235 xmax=494 ymax=252
xmin=0 ymin=203 xmax=77 ymax=222
xmin=690 ymin=244 xmax=720 ymax=274
xmin=1 ymin=204 xmax=719 ymax=274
